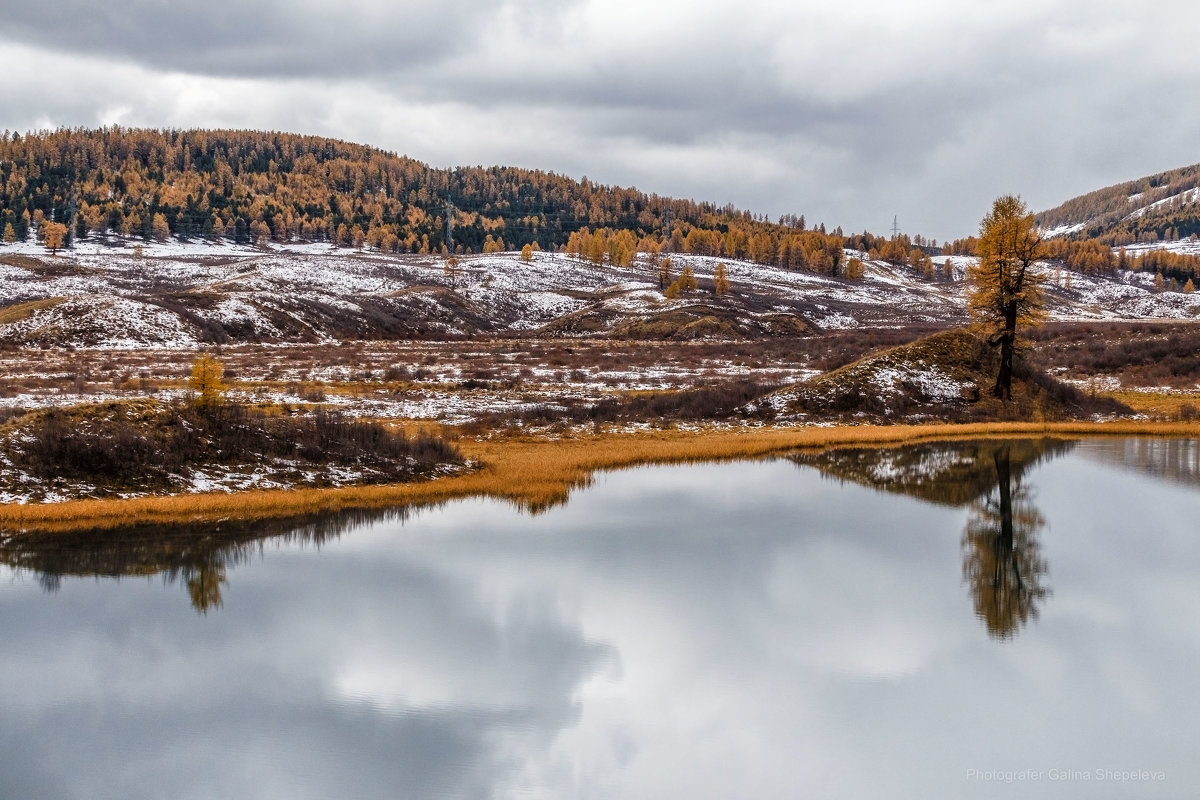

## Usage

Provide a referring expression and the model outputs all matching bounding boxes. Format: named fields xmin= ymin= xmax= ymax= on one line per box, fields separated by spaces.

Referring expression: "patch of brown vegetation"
xmin=0 ymin=297 xmax=66 ymax=325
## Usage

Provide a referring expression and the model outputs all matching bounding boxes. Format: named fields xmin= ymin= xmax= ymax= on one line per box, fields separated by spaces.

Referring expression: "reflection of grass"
xmin=4 ymin=420 xmax=1200 ymax=532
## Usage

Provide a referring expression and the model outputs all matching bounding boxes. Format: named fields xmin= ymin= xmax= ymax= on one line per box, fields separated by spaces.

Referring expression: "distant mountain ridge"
xmin=0 ymin=127 xmax=856 ymax=264
xmin=1037 ymin=162 xmax=1200 ymax=245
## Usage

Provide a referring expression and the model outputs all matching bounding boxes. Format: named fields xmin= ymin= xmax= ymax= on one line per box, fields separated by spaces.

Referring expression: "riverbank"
xmin=3 ymin=420 xmax=1198 ymax=533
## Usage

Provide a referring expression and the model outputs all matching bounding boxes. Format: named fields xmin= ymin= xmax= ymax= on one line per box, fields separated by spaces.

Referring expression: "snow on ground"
xmin=1041 ymin=222 xmax=1087 ymax=238
xmin=3 ymin=237 xmax=1200 ymax=350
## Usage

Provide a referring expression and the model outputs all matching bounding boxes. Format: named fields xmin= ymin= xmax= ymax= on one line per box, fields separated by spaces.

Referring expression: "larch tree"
xmin=677 ymin=263 xmax=697 ymax=293
xmin=150 ymin=212 xmax=171 ymax=242
xmin=42 ymin=221 xmax=68 ymax=254
xmin=2 ymin=222 xmax=16 ymax=244
xmin=713 ymin=262 xmax=730 ymax=295
xmin=520 ymin=243 xmax=534 ymax=262
xmin=188 ymin=355 xmax=226 ymax=408
xmin=966 ymin=195 xmax=1046 ymax=401
xmin=658 ymin=256 xmax=673 ymax=291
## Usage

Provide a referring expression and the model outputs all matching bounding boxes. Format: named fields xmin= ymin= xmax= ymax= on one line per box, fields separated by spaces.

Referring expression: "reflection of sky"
xmin=2 ymin=451 xmax=1199 ymax=798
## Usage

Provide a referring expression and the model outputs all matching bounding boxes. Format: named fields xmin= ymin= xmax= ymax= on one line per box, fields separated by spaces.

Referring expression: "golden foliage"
xmin=188 ymin=355 xmax=226 ymax=407
xmin=42 ymin=220 xmax=67 ymax=254
xmin=713 ymin=262 xmax=730 ymax=295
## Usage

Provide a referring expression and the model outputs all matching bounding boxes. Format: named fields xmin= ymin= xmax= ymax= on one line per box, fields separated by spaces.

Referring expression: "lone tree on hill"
xmin=189 ymin=355 xmax=226 ymax=408
xmin=967 ymin=195 xmax=1046 ymax=401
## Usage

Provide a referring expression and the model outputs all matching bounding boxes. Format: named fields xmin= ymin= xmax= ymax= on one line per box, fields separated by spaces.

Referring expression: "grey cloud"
xmin=0 ymin=0 xmax=580 ymax=80
xmin=4 ymin=0 xmax=1200 ymax=239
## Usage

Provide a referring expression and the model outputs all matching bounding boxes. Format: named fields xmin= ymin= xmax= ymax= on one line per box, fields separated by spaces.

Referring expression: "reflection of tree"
xmin=184 ymin=561 xmax=227 ymax=614
xmin=791 ymin=437 xmax=1064 ymax=639
xmin=961 ymin=447 xmax=1048 ymax=639
xmin=0 ymin=507 xmax=411 ymax=613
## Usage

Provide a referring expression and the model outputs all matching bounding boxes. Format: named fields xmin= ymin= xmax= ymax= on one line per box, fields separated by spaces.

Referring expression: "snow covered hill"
xmin=1 ymin=238 xmax=1197 ymax=350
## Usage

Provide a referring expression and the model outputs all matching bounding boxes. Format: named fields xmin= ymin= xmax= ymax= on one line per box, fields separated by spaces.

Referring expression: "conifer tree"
xmin=658 ymin=257 xmax=673 ymax=291
xmin=42 ymin=221 xmax=68 ymax=254
xmin=188 ymin=355 xmax=226 ymax=408
xmin=150 ymin=213 xmax=171 ymax=242
xmin=679 ymin=263 xmax=697 ymax=292
xmin=713 ymin=262 xmax=730 ymax=294
xmin=967 ymin=195 xmax=1046 ymax=401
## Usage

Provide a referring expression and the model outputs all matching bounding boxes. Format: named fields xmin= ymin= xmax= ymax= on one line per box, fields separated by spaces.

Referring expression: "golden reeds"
xmin=3 ymin=421 xmax=1199 ymax=533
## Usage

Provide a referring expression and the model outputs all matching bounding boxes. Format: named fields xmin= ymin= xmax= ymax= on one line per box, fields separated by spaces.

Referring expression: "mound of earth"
xmin=0 ymin=400 xmax=464 ymax=502
xmin=750 ymin=327 xmax=1130 ymax=422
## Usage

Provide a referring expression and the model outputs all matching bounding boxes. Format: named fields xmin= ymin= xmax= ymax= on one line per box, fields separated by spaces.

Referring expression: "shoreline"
xmin=3 ymin=420 xmax=1198 ymax=534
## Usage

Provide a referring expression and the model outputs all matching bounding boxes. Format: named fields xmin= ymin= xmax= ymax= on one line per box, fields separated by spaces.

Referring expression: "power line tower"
xmin=892 ymin=215 xmax=900 ymax=239
xmin=445 ymin=200 xmax=455 ymax=252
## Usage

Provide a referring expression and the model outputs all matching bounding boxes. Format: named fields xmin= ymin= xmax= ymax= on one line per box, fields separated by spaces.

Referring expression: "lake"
xmin=2 ymin=437 xmax=1199 ymax=799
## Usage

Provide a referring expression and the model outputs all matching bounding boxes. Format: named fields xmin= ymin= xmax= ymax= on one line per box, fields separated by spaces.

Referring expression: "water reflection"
xmin=791 ymin=438 xmax=1072 ymax=638
xmin=0 ymin=507 xmax=411 ymax=613
xmin=961 ymin=446 xmax=1048 ymax=638
xmin=3 ymin=440 xmax=1200 ymax=799
xmin=1081 ymin=437 xmax=1200 ymax=490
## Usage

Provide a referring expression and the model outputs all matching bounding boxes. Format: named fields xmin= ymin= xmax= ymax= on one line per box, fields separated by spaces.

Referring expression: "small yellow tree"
xmin=678 ymin=263 xmax=698 ymax=293
xmin=189 ymin=355 xmax=226 ymax=407
xmin=151 ymin=213 xmax=171 ymax=243
xmin=713 ymin=262 xmax=730 ymax=295
xmin=42 ymin=221 xmax=68 ymax=254
xmin=520 ymin=243 xmax=534 ymax=262
xmin=845 ymin=257 xmax=865 ymax=281
xmin=658 ymin=256 xmax=673 ymax=291
xmin=2 ymin=222 xmax=16 ymax=244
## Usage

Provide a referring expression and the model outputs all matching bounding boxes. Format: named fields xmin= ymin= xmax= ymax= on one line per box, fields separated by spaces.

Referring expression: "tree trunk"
xmin=993 ymin=304 xmax=1018 ymax=400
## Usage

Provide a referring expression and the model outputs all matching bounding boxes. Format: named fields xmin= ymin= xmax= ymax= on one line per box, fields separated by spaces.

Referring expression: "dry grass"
xmin=1105 ymin=390 xmax=1199 ymax=419
xmin=0 ymin=297 xmax=65 ymax=325
xmin=5 ymin=420 xmax=1200 ymax=533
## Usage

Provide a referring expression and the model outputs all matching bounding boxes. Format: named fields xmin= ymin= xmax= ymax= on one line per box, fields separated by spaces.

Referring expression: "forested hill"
xmin=1036 ymin=162 xmax=1200 ymax=245
xmin=0 ymin=127 xmax=871 ymax=264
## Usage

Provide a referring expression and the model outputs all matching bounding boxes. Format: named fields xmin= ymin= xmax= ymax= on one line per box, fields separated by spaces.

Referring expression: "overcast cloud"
xmin=2 ymin=0 xmax=1198 ymax=239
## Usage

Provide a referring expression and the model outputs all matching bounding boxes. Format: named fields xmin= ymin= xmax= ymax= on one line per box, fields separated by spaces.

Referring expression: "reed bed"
xmin=4 ymin=420 xmax=1199 ymax=533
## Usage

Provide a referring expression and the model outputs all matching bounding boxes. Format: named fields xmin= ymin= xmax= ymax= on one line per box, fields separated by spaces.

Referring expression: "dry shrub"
xmin=11 ymin=401 xmax=460 ymax=490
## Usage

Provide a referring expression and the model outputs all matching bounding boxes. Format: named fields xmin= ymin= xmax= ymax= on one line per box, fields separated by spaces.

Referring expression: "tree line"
xmin=0 ymin=127 xmax=871 ymax=268
xmin=1034 ymin=162 xmax=1200 ymax=245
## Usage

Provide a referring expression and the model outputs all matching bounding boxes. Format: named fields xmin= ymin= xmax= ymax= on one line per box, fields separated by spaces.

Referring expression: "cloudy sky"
xmin=2 ymin=0 xmax=1198 ymax=240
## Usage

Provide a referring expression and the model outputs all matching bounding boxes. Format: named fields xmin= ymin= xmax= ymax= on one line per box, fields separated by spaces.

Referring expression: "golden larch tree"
xmin=713 ymin=262 xmax=730 ymax=295
xmin=967 ymin=195 xmax=1046 ymax=401
xmin=189 ymin=355 xmax=226 ymax=408
xmin=42 ymin=221 xmax=68 ymax=254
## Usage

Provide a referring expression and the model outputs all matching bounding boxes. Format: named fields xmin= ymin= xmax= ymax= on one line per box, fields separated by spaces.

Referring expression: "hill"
xmin=1036 ymin=162 xmax=1200 ymax=245
xmin=749 ymin=328 xmax=1130 ymax=423
xmin=0 ymin=127 xmax=874 ymax=269
xmin=1 ymin=240 xmax=1197 ymax=348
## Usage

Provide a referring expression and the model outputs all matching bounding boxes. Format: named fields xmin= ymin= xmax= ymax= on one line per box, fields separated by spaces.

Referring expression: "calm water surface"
xmin=2 ymin=438 xmax=1199 ymax=799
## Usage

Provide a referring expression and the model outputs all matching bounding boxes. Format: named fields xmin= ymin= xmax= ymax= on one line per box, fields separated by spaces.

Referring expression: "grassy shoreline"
xmin=3 ymin=420 xmax=1199 ymax=533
